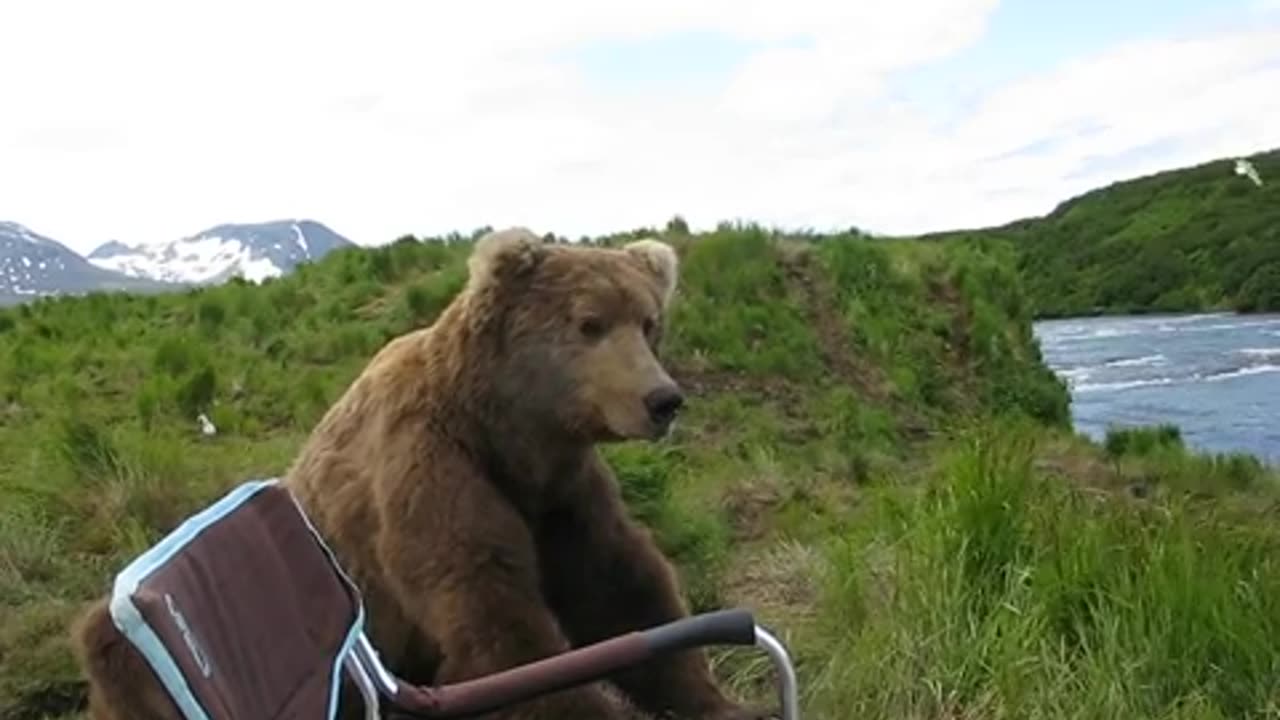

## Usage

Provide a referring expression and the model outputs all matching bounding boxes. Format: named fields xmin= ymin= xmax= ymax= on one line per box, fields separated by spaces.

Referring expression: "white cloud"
xmin=895 ymin=23 xmax=1280 ymax=228
xmin=0 ymin=0 xmax=1277 ymax=254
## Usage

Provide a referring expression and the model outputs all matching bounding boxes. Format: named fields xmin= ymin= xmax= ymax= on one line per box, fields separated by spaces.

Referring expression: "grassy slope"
xmin=1 ymin=225 xmax=1278 ymax=719
xmin=918 ymin=147 xmax=1280 ymax=319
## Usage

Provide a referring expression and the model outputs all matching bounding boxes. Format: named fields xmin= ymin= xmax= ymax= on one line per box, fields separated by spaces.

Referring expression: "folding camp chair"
xmin=107 ymin=478 xmax=801 ymax=719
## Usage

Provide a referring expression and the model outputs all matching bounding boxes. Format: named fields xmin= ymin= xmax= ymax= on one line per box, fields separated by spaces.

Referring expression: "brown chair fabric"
xmin=109 ymin=479 xmax=366 ymax=719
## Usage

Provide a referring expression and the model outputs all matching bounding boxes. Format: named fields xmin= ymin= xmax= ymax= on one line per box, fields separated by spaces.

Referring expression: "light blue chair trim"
xmin=108 ymin=477 xmax=369 ymax=720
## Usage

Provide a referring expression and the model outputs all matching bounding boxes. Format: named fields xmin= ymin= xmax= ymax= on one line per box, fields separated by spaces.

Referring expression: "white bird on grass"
xmin=197 ymin=412 xmax=217 ymax=437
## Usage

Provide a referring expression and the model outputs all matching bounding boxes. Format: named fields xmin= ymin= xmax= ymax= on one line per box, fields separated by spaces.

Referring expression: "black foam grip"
xmin=641 ymin=608 xmax=757 ymax=656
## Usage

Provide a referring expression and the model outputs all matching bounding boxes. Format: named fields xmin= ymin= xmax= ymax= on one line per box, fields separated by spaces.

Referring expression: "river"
xmin=1032 ymin=312 xmax=1280 ymax=465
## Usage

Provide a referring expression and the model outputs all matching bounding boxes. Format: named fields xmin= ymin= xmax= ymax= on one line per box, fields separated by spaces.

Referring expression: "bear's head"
xmin=460 ymin=227 xmax=684 ymax=443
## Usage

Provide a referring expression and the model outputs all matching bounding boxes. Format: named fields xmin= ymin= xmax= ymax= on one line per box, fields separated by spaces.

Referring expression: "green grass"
xmin=798 ymin=421 xmax=1280 ymax=719
xmin=1 ymin=223 xmax=1278 ymax=719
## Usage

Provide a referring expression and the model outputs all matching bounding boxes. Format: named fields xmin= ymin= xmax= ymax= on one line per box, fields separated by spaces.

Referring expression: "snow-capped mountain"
xmin=88 ymin=219 xmax=355 ymax=285
xmin=1 ymin=221 xmax=179 ymax=306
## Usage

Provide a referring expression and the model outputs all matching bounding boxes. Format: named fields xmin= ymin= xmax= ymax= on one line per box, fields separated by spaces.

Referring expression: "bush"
xmin=1104 ymin=423 xmax=1184 ymax=459
xmin=175 ymin=365 xmax=217 ymax=417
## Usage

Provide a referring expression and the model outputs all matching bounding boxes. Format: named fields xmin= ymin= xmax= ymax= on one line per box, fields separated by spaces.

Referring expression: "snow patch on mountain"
xmin=88 ymin=219 xmax=355 ymax=285
xmin=1 ymin=221 xmax=178 ymax=306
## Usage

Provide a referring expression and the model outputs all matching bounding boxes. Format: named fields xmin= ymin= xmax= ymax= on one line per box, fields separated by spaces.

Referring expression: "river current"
xmin=1032 ymin=312 xmax=1280 ymax=465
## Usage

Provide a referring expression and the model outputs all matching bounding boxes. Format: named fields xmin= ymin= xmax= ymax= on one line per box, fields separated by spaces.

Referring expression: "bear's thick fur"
xmin=72 ymin=229 xmax=767 ymax=720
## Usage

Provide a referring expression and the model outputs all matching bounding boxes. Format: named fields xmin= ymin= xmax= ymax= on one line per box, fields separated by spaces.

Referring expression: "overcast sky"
xmin=2 ymin=0 xmax=1278 ymax=254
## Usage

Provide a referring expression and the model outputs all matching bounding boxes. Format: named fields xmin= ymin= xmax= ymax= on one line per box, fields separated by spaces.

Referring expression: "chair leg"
xmin=344 ymin=653 xmax=383 ymax=720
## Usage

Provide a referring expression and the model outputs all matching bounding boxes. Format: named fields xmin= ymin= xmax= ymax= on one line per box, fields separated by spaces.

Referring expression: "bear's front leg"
xmin=539 ymin=453 xmax=773 ymax=720
xmin=374 ymin=461 xmax=631 ymax=720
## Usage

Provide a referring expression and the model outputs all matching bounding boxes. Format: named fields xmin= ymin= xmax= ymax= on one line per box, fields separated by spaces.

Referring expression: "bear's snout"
xmin=643 ymin=384 xmax=684 ymax=428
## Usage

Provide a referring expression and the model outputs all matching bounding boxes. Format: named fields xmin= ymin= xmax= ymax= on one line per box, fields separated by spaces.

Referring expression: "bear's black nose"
xmin=644 ymin=386 xmax=685 ymax=426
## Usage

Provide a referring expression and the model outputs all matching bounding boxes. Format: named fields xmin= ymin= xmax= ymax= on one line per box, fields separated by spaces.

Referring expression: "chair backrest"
xmin=108 ymin=478 xmax=369 ymax=720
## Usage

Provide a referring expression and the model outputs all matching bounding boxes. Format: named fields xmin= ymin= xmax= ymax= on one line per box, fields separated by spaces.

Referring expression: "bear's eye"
xmin=642 ymin=317 xmax=656 ymax=336
xmin=579 ymin=317 xmax=605 ymax=340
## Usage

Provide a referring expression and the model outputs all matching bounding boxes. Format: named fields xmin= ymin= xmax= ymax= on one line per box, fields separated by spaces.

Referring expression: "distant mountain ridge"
xmin=0 ymin=221 xmax=180 ymax=306
xmin=0 ymin=219 xmax=355 ymax=306
xmin=5 ymin=145 xmax=1279 ymax=313
xmin=87 ymin=219 xmax=356 ymax=285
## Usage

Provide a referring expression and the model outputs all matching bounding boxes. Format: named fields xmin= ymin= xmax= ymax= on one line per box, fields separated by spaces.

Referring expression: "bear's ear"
xmin=623 ymin=239 xmax=679 ymax=308
xmin=468 ymin=227 xmax=547 ymax=287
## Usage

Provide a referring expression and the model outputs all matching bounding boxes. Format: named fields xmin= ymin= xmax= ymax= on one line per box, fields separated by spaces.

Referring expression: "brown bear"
xmin=72 ymin=228 xmax=770 ymax=720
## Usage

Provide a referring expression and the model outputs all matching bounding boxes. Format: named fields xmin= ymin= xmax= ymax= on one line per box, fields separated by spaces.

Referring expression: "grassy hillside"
xmin=2 ymin=224 xmax=1278 ymax=719
xmin=925 ymin=147 xmax=1280 ymax=318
